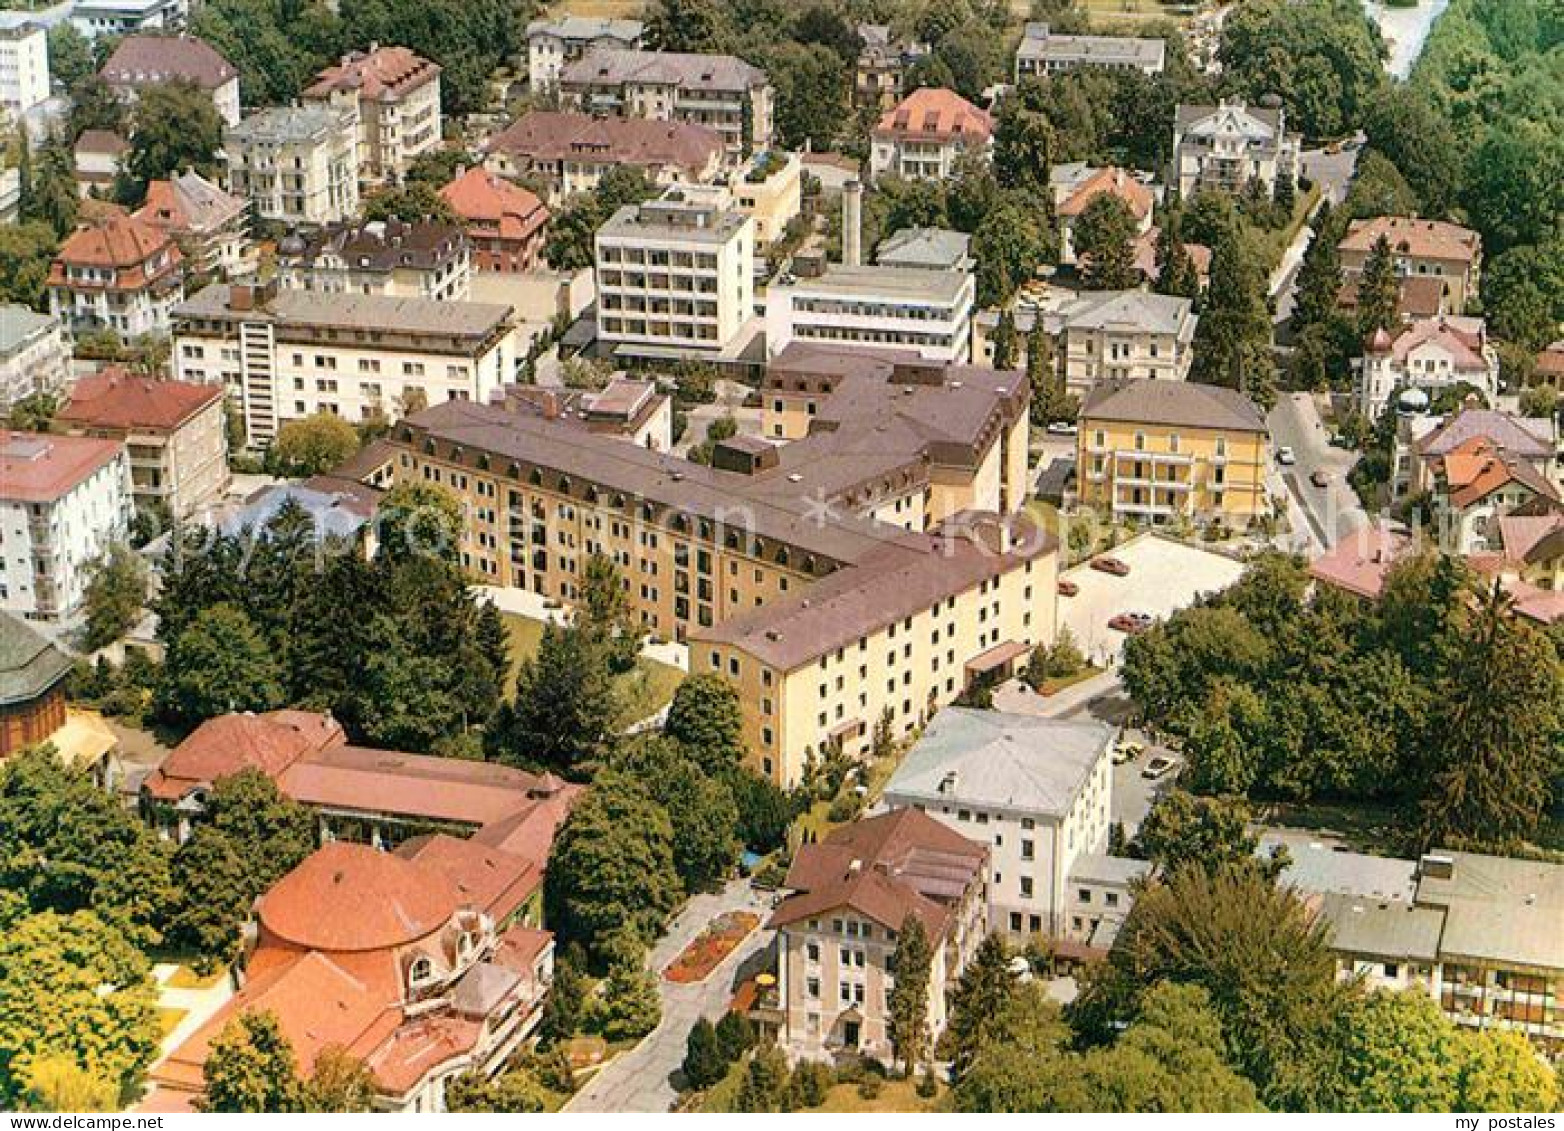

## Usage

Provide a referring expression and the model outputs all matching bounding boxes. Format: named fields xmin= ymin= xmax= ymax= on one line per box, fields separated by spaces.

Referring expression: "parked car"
xmin=1113 ymin=740 xmax=1144 ymax=765
xmin=1091 ymin=555 xmax=1131 ymax=577
xmin=1276 ymin=446 xmax=1296 ymax=465
xmin=1046 ymin=421 xmax=1079 ymax=436
xmin=1142 ymin=755 xmax=1179 ymax=780
xmin=1310 ymin=469 xmax=1331 ymax=488
xmin=1108 ymin=611 xmax=1154 ymax=634
xmin=1057 ymin=578 xmax=1079 ymax=597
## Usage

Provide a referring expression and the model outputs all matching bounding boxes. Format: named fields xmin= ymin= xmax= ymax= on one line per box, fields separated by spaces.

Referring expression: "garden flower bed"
xmin=663 ymin=911 xmax=760 ymax=984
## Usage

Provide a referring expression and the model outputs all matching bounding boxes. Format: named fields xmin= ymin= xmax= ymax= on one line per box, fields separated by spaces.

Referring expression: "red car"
xmin=1091 ymin=555 xmax=1131 ymax=577
xmin=1058 ymin=579 xmax=1079 ymax=597
xmin=1108 ymin=612 xmax=1155 ymax=634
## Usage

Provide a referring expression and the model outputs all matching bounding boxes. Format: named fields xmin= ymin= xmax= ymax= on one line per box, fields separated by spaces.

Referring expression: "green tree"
xmin=972 ymin=195 xmax=1053 ymax=307
xmin=615 ymin=737 xmax=739 ymax=892
xmin=0 ymin=221 xmax=58 ymax=310
xmin=586 ymin=957 xmax=661 ymax=1041
xmin=1189 ymin=222 xmax=1273 ymax=402
xmin=1461 ymin=120 xmax=1563 ymax=254
xmin=644 ymin=0 xmax=721 ymax=52
xmin=45 ymin=24 xmax=94 ymax=90
xmin=544 ymin=166 xmax=655 ymax=270
xmin=664 ymin=673 xmax=745 ymax=767
xmin=304 ymin=1046 xmax=376 ymax=1112
xmin=682 ymin=1017 xmax=726 ymax=1089
xmin=1292 ymin=201 xmax=1345 ymax=334
xmin=1337 ymin=991 xmax=1464 ymax=1112
xmin=1354 ymin=234 xmax=1399 ymax=338
xmin=887 ymin=914 xmax=933 ymax=1074
xmin=990 ymin=308 xmax=1019 ymax=370
xmin=1133 ymin=790 xmax=1267 ymax=877
xmin=269 ymin=412 xmax=361 ymax=477
xmin=993 ymin=102 xmax=1055 ymax=195
xmin=760 ymin=42 xmax=848 ymax=152
xmin=1457 ymin=1028 xmax=1562 ymax=1112
xmin=1362 ymin=86 xmax=1464 ymax=215
xmin=537 ymin=946 xmax=588 ymax=1047
xmin=444 ymin=1066 xmax=548 ymax=1112
xmin=1482 ymin=239 xmax=1564 ymax=352
xmin=944 ymin=932 xmax=1014 ymax=1081
xmin=362 ymin=181 xmax=458 ymax=224
xmin=578 ymin=552 xmax=640 ymax=674
xmin=20 ymin=1054 xmax=118 ymax=1113
xmin=714 ymin=1011 xmax=755 ymax=1064
xmin=492 ymin=620 xmax=619 ymax=775
xmin=1153 ymin=218 xmax=1201 ymax=300
xmin=1342 ymin=150 xmax=1419 ymax=221
xmin=733 ymin=1044 xmax=789 ymax=1112
xmin=158 ymin=603 xmax=287 ymax=725
xmin=199 ymin=1011 xmax=305 ymax=1113
xmin=19 ymin=135 xmax=79 ymax=239
xmin=123 ymin=80 xmax=224 ymax=193
xmin=82 ymin=543 xmax=148 ymax=650
xmin=1073 ymin=193 xmax=1140 ymax=291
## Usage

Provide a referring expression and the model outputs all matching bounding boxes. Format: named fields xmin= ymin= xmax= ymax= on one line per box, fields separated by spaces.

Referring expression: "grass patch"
xmin=500 ymin=611 xmax=685 ymax=730
xmin=1036 ymin=663 xmax=1104 ymax=696
xmin=1250 ymin=185 xmax=1323 ymax=275
xmin=157 ymin=1007 xmax=188 ymax=1038
xmin=1025 ymin=498 xmax=1063 ymax=538
xmin=817 ymin=1078 xmax=943 ymax=1113
xmin=165 ymin=964 xmax=225 ymax=991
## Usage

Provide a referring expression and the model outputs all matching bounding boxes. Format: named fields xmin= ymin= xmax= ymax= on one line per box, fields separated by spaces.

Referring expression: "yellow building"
xmin=380 ymin=345 xmax=1055 ymax=785
xmin=1076 ymin=379 xmax=1269 ymax=528
xmin=730 ymin=151 xmax=802 ymax=249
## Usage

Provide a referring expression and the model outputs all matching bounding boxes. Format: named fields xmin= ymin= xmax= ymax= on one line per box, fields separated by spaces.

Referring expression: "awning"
xmin=964 ymin=640 xmax=1031 ymax=675
xmin=50 ymin=710 xmax=119 ymax=770
xmin=827 ymin=718 xmax=863 ymax=741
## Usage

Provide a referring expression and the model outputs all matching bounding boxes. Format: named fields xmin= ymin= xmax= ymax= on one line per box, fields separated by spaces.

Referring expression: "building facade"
xmin=302 ymin=45 xmax=443 ymax=184
xmin=0 ymin=17 xmax=49 ymax=115
xmin=1357 ymin=316 xmax=1499 ymax=419
xmin=69 ymin=0 xmax=187 ymax=39
xmin=525 ymin=16 xmax=644 ymax=93
xmin=1339 ymin=216 xmax=1482 ymax=315
xmin=869 ymin=87 xmax=993 ymax=183
xmin=132 ymin=170 xmax=254 ymax=280
xmin=224 ymin=104 xmax=361 ymax=226
xmin=47 ymin=213 xmax=184 ymax=339
xmin=438 ymin=167 xmax=549 ymax=274
xmin=729 ymin=150 xmax=802 ymax=249
xmin=276 ymin=218 xmax=472 ymax=302
xmin=1171 ymin=100 xmax=1301 ymax=198
xmin=0 ymin=431 xmax=133 ymax=622
xmin=1015 ymin=21 xmax=1165 ymax=80
xmin=99 ymin=34 xmax=240 ymax=125
xmin=172 ymin=280 xmax=517 ymax=446
xmin=853 ymin=24 xmax=924 ymax=112
xmin=0 ymin=306 xmax=69 ymax=416
xmin=766 ymin=263 xmax=975 ymax=364
xmin=1077 ymin=378 xmax=1270 ymax=528
xmin=1051 ymin=164 xmax=1155 ymax=265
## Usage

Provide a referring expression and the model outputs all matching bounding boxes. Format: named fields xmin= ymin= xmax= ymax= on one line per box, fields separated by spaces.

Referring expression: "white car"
xmin=1046 ymin=421 xmax=1079 ymax=436
xmin=1276 ymin=446 xmax=1296 ymax=465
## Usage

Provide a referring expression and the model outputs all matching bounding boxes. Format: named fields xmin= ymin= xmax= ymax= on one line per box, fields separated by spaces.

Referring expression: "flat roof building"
xmin=1016 ymin=21 xmax=1165 ymax=80
xmin=766 ymin=262 xmax=975 ymax=364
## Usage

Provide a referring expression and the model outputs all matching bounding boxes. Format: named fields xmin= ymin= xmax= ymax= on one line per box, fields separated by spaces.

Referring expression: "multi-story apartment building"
xmin=47 ymin=213 xmax=184 ymax=339
xmin=275 ymin=218 xmax=472 ymax=302
xmin=379 ymin=347 xmax=1050 ymax=785
xmin=302 ymin=44 xmax=442 ymax=184
xmin=1057 ymin=289 xmax=1197 ymax=391
xmin=171 ymin=279 xmax=516 ymax=446
xmin=224 ymin=104 xmax=360 ymax=226
xmin=482 ymin=110 xmax=725 ymax=204
xmin=728 ymin=150 xmax=802 ymax=249
xmin=1397 ymin=406 xmax=1559 ymax=503
xmin=56 ymin=368 xmax=227 ymax=519
xmin=0 ymin=16 xmax=49 ymax=115
xmin=766 ymin=808 xmax=988 ymax=1063
xmin=870 ymin=87 xmax=993 ymax=183
xmin=1358 ymin=315 xmax=1499 ymax=418
xmin=1077 ymin=379 xmax=1269 ymax=528
xmin=1339 ymin=216 xmax=1483 ymax=315
xmin=594 ymin=188 xmax=755 ymax=358
xmin=1015 ymin=21 xmax=1165 ymax=81
xmin=853 ymin=23 xmax=925 ymax=113
xmin=69 ymin=0 xmax=186 ymax=40
xmin=558 ymin=49 xmax=773 ymax=159
xmin=99 ymin=33 xmax=240 ymax=125
xmin=0 ymin=430 xmax=133 ymax=622
xmin=438 ymin=167 xmax=549 ymax=274
xmin=132 ymin=170 xmax=253 ymax=280
xmin=525 ymin=16 xmax=643 ymax=94
xmin=766 ymin=262 xmax=975 ymax=363
xmin=0 ymin=306 xmax=69 ymax=416
xmin=882 ymin=709 xmax=1114 ymax=940
xmin=1171 ymin=100 xmax=1301 ymax=198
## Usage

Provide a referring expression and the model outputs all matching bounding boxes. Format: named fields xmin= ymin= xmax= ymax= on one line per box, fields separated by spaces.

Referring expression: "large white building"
xmin=69 ymin=0 xmax=186 ymax=38
xmin=1171 ymin=100 xmax=1301 ymax=199
xmin=0 ymin=306 xmax=69 ymax=416
xmin=172 ymin=280 xmax=517 ymax=448
xmin=594 ymin=188 xmax=755 ymax=359
xmin=224 ymin=105 xmax=361 ymax=226
xmin=0 ymin=431 xmax=133 ymax=623
xmin=882 ymin=709 xmax=1115 ymax=940
xmin=302 ymin=45 xmax=442 ymax=184
xmin=0 ymin=16 xmax=49 ymax=115
xmin=1015 ymin=21 xmax=1165 ymax=80
xmin=766 ymin=261 xmax=975 ymax=363
xmin=525 ymin=16 xmax=643 ymax=93
xmin=1358 ymin=315 xmax=1499 ymax=418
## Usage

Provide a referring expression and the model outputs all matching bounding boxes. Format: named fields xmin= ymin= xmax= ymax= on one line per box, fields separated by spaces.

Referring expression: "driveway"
xmin=565 ymin=879 xmax=775 ymax=1113
xmin=1266 ymin=393 xmax=1369 ymax=549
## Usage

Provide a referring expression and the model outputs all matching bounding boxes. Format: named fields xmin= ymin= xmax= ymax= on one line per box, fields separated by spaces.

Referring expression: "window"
xmin=1021 ymin=839 xmax=1034 ymax=861
xmin=1078 ymin=888 xmax=1092 ymax=904
xmin=1020 ymin=877 xmax=1033 ymax=898
xmin=1009 ymin=912 xmax=1023 ymax=932
xmin=807 ymin=977 xmax=820 ymax=999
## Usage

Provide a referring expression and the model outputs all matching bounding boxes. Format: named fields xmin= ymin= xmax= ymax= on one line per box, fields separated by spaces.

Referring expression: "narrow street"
xmin=1266 ymin=393 xmax=1369 ymax=549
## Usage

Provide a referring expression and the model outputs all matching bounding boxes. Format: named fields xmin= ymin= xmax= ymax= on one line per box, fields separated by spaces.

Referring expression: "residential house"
xmin=302 ymin=45 xmax=442 ymax=184
xmin=275 ymin=218 xmax=472 ymax=302
xmin=501 ymin=378 xmax=673 ymax=453
xmin=1129 ymin=227 xmax=1210 ymax=290
xmin=99 ymin=34 xmax=240 ymax=125
xmin=1171 ymin=99 xmax=1300 ymax=198
xmin=1015 ymin=21 xmax=1165 ymax=81
xmin=853 ymin=24 xmax=925 ymax=112
xmin=224 ymin=104 xmax=361 ymax=226
xmin=48 ymin=212 xmax=184 ymax=338
xmin=870 ymin=87 xmax=993 ymax=183
xmin=55 ymin=367 xmax=227 ymax=518
xmin=0 ymin=16 xmax=49 ymax=115
xmin=1396 ymin=406 xmax=1558 ymax=503
xmin=767 ymin=808 xmax=988 ymax=1063
xmin=438 ymin=167 xmax=549 ymax=274
xmin=1429 ymin=438 xmax=1559 ymax=554
xmin=1338 ymin=216 xmax=1482 ymax=315
xmin=1534 ymin=341 xmax=1564 ymax=393
xmin=525 ymin=16 xmax=643 ymax=94
xmin=1357 ymin=316 xmax=1499 ymax=418
xmin=1050 ymin=163 xmax=1154 ymax=264
xmin=0 ymin=430 xmax=133 ymax=622
xmin=881 ymin=709 xmax=1115 ymax=940
xmin=1337 ymin=272 xmax=1447 ymax=326
xmin=171 ymin=279 xmax=517 ymax=445
xmin=482 ymin=110 xmax=724 ymax=204
xmin=1056 ymin=289 xmax=1198 ymax=390
xmin=558 ymin=49 xmax=773 ymax=159
xmin=1077 ymin=378 xmax=1270 ymax=527
xmin=72 ymin=129 xmax=127 ymax=196
xmin=0 ymin=306 xmax=69 ymax=416
xmin=131 ymin=170 xmax=253 ymax=279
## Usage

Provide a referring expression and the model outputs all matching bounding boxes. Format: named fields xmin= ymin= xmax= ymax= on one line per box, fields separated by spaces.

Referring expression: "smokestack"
xmin=843 ymin=179 xmax=863 ymax=268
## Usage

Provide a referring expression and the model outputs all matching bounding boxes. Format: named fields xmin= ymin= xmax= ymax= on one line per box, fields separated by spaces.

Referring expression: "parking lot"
xmin=1056 ymin=533 xmax=1248 ymax=664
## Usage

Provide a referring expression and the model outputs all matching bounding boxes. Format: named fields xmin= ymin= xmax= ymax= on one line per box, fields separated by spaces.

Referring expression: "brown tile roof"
xmin=279 ymin=218 xmax=469 ymax=272
xmin=51 ymin=214 xmax=181 ymax=282
xmin=1079 ymin=378 xmax=1266 ymax=433
xmin=142 ymin=709 xmax=343 ymax=800
xmin=57 ymin=368 xmax=222 ymax=432
xmin=1536 ymin=341 xmax=1564 ymax=379
xmin=1447 ymin=452 xmax=1560 ymax=510
xmin=561 ymin=49 xmax=766 ymax=94
xmin=304 ymin=44 xmax=441 ymax=102
xmin=1368 ymin=316 xmax=1490 ymax=370
xmin=1498 ymin=514 xmax=1564 ymax=565
xmin=1058 ymin=165 xmax=1153 ymax=220
xmin=0 ymin=431 xmax=124 ymax=504
xmin=100 ymin=34 xmax=236 ymax=90
xmin=74 ymin=129 xmax=128 ymax=156
xmin=485 ymin=110 xmax=723 ymax=172
xmin=1416 ymin=408 xmax=1555 ymax=460
xmin=438 ymin=167 xmax=549 ymax=244
xmin=398 ymin=833 xmax=540 ymax=926
xmin=1307 ymin=525 xmax=1409 ymax=600
xmin=1339 ymin=216 xmax=1481 ymax=264
xmin=875 ymin=87 xmax=993 ymax=142
xmin=1131 ymin=227 xmax=1210 ymax=284
xmin=133 ymin=170 xmax=247 ymax=235
xmin=1336 ymin=274 xmax=1446 ymax=320
xmin=769 ymin=807 xmax=986 ymax=936
xmin=257 ymin=841 xmax=457 ymax=952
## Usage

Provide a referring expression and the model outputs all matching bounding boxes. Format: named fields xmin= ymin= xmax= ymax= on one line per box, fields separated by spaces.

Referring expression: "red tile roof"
xmin=398 ymin=833 xmax=540 ymax=926
xmin=142 ymin=709 xmax=344 ymax=800
xmin=257 ymin=841 xmax=458 ymax=952
xmin=1339 ymin=216 xmax=1481 ymax=264
xmin=875 ymin=87 xmax=993 ymax=143
xmin=133 ymin=171 xmax=247 ymax=236
xmin=304 ymin=45 xmax=441 ymax=102
xmin=100 ymin=34 xmax=237 ymax=90
xmin=57 ymin=368 xmax=222 ymax=432
xmin=50 ymin=214 xmax=182 ymax=290
xmin=1058 ymin=165 xmax=1153 ymax=220
xmin=439 ymin=167 xmax=549 ymax=244
xmin=1307 ymin=525 xmax=1409 ymax=600
xmin=485 ymin=110 xmax=723 ymax=173
xmin=0 ymin=431 xmax=124 ymax=504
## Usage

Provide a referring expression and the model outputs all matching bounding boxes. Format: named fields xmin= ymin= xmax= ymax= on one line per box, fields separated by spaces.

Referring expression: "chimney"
xmin=843 ymin=179 xmax=863 ymax=268
xmin=1419 ymin=853 xmax=1454 ymax=881
xmin=540 ymin=390 xmax=561 ymax=420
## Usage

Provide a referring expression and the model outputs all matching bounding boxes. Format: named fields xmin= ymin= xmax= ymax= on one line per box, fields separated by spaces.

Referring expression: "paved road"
xmin=1274 ymin=141 xmax=1362 ymax=331
xmin=1267 ymin=393 xmax=1369 ymax=549
xmin=565 ymin=879 xmax=775 ymax=1114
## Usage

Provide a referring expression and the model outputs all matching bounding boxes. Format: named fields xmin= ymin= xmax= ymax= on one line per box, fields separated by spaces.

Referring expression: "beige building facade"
xmin=225 ymin=105 xmax=361 ymax=226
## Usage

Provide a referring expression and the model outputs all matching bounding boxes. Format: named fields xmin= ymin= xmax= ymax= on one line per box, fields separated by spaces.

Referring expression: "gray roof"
xmin=1260 ymin=835 xmax=1419 ymax=902
xmin=174 ymin=284 xmax=511 ymax=339
xmin=219 ymin=481 xmax=377 ymax=541
xmin=1069 ymin=852 xmax=1152 ymax=887
xmin=598 ymin=193 xmax=750 ymax=246
xmin=1061 ymin=289 xmax=1195 ymax=336
xmin=883 ymin=708 xmax=1113 ymax=817
xmin=1080 ymin=378 xmax=1266 ymax=434
xmin=1414 ymin=850 xmax=1564 ymax=970
xmin=527 ymin=16 xmax=642 ymax=43
xmin=0 ymin=611 xmax=73 ymax=708
xmin=876 ymin=227 xmax=971 ymax=271
xmin=1017 ymin=26 xmax=1165 ymax=69
xmin=1317 ymin=892 xmax=1444 ymax=962
xmin=1417 ymin=408 xmax=1556 ymax=460
xmin=226 ymin=104 xmax=352 ymax=145
xmin=562 ymin=49 xmax=767 ymax=94
xmin=450 ymin=960 xmax=522 ymax=1017
xmin=0 ymin=305 xmax=59 ymax=357
xmin=1176 ymin=101 xmax=1286 ymax=142
xmin=779 ymin=263 xmax=972 ymax=304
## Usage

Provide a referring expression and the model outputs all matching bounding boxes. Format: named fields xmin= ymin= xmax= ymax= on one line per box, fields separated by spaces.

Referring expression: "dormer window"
xmin=408 ymin=955 xmax=436 ymax=989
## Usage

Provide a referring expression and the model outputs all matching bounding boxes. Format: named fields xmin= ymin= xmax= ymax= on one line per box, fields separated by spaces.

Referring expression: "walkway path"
xmin=150 ymin=964 xmax=235 ymax=1061
xmin=564 ymin=879 xmax=775 ymax=1113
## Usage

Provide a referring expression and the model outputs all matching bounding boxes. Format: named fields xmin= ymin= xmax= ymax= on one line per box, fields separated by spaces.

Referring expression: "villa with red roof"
xmin=438 ymin=167 xmax=550 ymax=273
xmin=47 ymin=213 xmax=184 ymax=339
xmin=1050 ymin=164 xmax=1154 ymax=264
xmin=764 ymin=807 xmax=988 ymax=1063
xmin=483 ymin=110 xmax=725 ymax=203
xmin=303 ymin=45 xmax=443 ymax=183
xmin=1338 ymin=216 xmax=1483 ymax=313
xmin=870 ymin=87 xmax=993 ymax=182
xmin=1358 ymin=316 xmax=1498 ymax=418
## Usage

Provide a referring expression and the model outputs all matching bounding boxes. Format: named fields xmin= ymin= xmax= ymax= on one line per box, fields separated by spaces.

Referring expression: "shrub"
xmin=714 ymin=1011 xmax=756 ymax=1064
xmin=857 ymin=1074 xmax=883 ymax=1101
xmin=789 ymin=1060 xmax=832 ymax=1108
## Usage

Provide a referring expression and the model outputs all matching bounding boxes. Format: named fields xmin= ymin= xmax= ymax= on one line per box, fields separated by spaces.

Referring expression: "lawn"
xmin=1251 ymin=184 xmax=1324 ymax=275
xmin=165 ymin=964 xmax=225 ymax=991
xmin=500 ymin=612 xmax=685 ymax=730
xmin=1036 ymin=663 xmax=1104 ymax=696
xmin=701 ymin=1070 xmax=943 ymax=1113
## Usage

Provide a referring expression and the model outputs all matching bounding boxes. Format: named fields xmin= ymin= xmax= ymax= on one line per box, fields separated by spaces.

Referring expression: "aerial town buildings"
xmin=99 ymin=33 xmax=240 ymax=125
xmin=1171 ymin=100 xmax=1301 ymax=198
xmin=1338 ymin=216 xmax=1483 ymax=315
xmin=1357 ymin=316 xmax=1499 ymax=418
xmin=0 ymin=15 xmax=49 ymax=115
xmin=47 ymin=212 xmax=185 ymax=338
xmin=302 ymin=44 xmax=443 ymax=184
xmin=869 ymin=87 xmax=993 ymax=182
xmin=131 ymin=170 xmax=253 ymax=279
xmin=853 ymin=23 xmax=925 ymax=112
xmin=1015 ymin=22 xmax=1166 ymax=80
xmin=438 ymin=167 xmax=550 ymax=274
xmin=525 ymin=15 xmax=644 ymax=94
xmin=224 ymin=104 xmax=361 ymax=226
xmin=0 ymin=306 xmax=70 ymax=415
xmin=275 ymin=218 xmax=473 ymax=302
